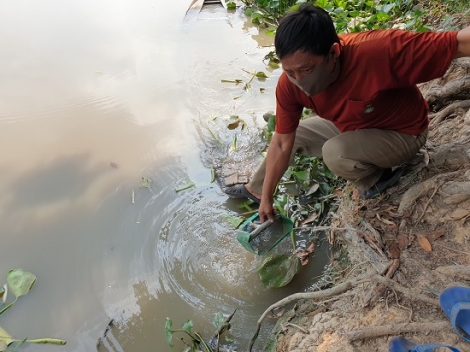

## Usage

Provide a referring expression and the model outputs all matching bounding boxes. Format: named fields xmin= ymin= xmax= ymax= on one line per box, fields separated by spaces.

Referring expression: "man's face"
xmin=281 ymin=44 xmax=340 ymax=81
xmin=281 ymin=50 xmax=326 ymax=81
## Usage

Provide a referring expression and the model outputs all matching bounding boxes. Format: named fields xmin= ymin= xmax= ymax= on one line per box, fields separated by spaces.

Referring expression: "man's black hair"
xmin=274 ymin=4 xmax=340 ymax=59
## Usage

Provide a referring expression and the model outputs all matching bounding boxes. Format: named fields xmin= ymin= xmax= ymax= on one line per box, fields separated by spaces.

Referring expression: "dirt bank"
xmin=269 ymin=58 xmax=470 ymax=352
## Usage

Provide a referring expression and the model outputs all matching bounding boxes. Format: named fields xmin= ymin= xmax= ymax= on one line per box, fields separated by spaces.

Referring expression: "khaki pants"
xmin=247 ymin=116 xmax=427 ymax=192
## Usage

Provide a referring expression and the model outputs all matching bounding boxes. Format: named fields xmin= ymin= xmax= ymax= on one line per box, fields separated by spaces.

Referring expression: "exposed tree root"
xmin=248 ymin=276 xmax=368 ymax=351
xmin=414 ymin=181 xmax=444 ymax=226
xmin=426 ymin=77 xmax=470 ymax=111
xmin=371 ymin=274 xmax=440 ymax=307
xmin=399 ymin=170 xmax=462 ymax=214
xmin=342 ymin=321 xmax=450 ymax=342
xmin=436 ymin=265 xmax=470 ymax=280
xmin=248 ymin=270 xmax=448 ymax=352
xmin=429 ymin=99 xmax=470 ymax=124
xmin=363 ymin=260 xmax=400 ymax=307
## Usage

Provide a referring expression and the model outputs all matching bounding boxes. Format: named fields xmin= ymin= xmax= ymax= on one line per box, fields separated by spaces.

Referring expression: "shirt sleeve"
xmin=388 ymin=30 xmax=458 ymax=86
xmin=275 ymin=73 xmax=303 ymax=134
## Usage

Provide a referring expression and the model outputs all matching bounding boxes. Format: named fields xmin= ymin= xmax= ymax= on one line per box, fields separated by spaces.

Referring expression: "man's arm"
xmin=456 ymin=26 xmax=470 ymax=58
xmin=258 ymin=131 xmax=296 ymax=223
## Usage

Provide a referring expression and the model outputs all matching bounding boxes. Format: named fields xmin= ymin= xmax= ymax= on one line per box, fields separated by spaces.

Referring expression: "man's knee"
xmin=322 ymin=137 xmax=347 ymax=173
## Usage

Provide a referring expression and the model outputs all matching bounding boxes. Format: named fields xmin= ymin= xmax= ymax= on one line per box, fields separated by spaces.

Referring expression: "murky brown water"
xmin=0 ymin=1 xmax=330 ymax=351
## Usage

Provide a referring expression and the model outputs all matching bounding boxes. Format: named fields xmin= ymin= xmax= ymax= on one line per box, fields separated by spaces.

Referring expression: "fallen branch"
xmin=248 ymin=276 xmax=367 ymax=351
xmin=342 ymin=321 xmax=449 ymax=341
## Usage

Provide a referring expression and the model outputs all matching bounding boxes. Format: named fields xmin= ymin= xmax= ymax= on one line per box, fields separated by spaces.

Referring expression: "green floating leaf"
xmin=25 ymin=338 xmax=66 ymax=345
xmin=140 ymin=177 xmax=152 ymax=188
xmin=257 ymin=254 xmax=301 ymax=288
xmin=222 ymin=215 xmax=244 ymax=229
xmin=175 ymin=180 xmax=195 ymax=193
xmin=226 ymin=1 xmax=236 ymax=9
xmin=244 ymin=7 xmax=252 ymax=16
xmin=181 ymin=319 xmax=194 ymax=332
xmin=255 ymin=71 xmax=268 ymax=79
xmin=0 ymin=326 xmax=13 ymax=349
xmin=232 ymin=133 xmax=237 ymax=151
xmin=164 ymin=317 xmax=174 ymax=348
xmin=267 ymin=115 xmax=276 ymax=132
xmin=210 ymin=165 xmax=216 ymax=183
xmin=7 ymin=269 xmax=36 ymax=299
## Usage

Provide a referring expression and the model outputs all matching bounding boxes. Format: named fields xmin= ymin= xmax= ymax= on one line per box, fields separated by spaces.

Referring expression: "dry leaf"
xmin=388 ymin=242 xmax=400 ymax=259
xmin=302 ymin=213 xmax=318 ymax=225
xmin=426 ymin=230 xmax=445 ymax=243
xmin=418 ymin=235 xmax=432 ymax=252
xmin=396 ymin=233 xmax=409 ymax=250
xmin=296 ymin=242 xmax=315 ymax=266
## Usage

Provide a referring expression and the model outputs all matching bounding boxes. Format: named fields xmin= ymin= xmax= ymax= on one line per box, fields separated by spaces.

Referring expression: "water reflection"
xmin=0 ymin=1 xmax=329 ymax=351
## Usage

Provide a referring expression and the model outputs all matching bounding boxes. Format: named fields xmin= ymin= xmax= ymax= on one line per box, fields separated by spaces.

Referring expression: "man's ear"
xmin=331 ymin=43 xmax=341 ymax=59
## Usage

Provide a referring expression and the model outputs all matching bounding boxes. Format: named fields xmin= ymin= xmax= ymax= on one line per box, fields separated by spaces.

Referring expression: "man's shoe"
xmin=358 ymin=167 xmax=404 ymax=200
xmin=224 ymin=184 xmax=261 ymax=203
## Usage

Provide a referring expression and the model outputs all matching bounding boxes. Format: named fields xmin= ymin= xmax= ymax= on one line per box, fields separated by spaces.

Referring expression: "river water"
xmin=0 ymin=1 xmax=329 ymax=351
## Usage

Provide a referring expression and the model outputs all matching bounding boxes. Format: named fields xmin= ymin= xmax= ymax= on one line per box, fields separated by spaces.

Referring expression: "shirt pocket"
xmin=348 ymin=91 xmax=390 ymax=121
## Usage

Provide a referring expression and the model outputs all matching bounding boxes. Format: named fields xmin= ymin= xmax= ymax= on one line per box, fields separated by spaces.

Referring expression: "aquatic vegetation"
xmin=0 ymin=269 xmax=66 ymax=351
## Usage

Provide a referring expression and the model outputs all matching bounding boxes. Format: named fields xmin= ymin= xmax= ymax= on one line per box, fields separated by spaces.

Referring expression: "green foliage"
xmin=257 ymin=253 xmax=301 ymax=287
xmin=165 ymin=313 xmax=234 ymax=351
xmin=222 ymin=214 xmax=245 ymax=228
xmin=0 ymin=270 xmax=66 ymax=351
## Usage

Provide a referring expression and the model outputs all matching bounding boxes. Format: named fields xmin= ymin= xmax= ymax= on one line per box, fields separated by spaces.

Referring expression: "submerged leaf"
xmin=257 ymin=254 xmax=301 ymax=288
xmin=6 ymin=269 xmax=36 ymax=299
xmin=213 ymin=312 xmax=224 ymax=328
xmin=164 ymin=317 xmax=174 ymax=348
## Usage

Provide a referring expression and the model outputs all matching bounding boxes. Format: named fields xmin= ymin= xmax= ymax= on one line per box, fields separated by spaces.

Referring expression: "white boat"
xmin=186 ymin=0 xmax=227 ymax=13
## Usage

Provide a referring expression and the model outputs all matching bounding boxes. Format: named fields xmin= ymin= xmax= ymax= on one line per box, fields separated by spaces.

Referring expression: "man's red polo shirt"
xmin=275 ymin=29 xmax=458 ymax=135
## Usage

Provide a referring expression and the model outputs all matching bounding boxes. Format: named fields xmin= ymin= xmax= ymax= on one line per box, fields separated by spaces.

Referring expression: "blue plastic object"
xmin=440 ymin=286 xmax=470 ymax=342
xmin=388 ymin=336 xmax=460 ymax=352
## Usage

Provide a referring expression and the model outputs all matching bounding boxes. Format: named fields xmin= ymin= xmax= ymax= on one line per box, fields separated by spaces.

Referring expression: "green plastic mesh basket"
xmin=237 ymin=213 xmax=294 ymax=255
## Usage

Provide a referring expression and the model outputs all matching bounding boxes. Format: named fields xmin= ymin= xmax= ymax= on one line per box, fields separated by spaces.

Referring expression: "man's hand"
xmin=258 ymin=197 xmax=276 ymax=223
xmin=258 ymin=130 xmax=296 ymax=223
